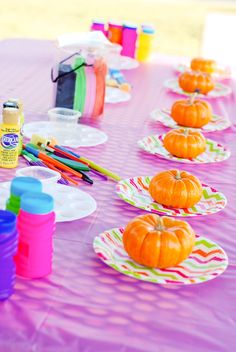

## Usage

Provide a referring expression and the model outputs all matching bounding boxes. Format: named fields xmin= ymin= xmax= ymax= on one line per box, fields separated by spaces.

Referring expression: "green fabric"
xmin=73 ymin=57 xmax=86 ymax=113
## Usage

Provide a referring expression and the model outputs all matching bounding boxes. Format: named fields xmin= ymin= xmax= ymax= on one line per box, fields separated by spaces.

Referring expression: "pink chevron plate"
xmin=93 ymin=228 xmax=228 ymax=285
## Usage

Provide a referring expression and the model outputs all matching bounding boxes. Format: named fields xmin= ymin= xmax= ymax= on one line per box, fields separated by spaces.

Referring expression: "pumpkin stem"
xmin=188 ymin=91 xmax=198 ymax=105
xmin=156 ymin=217 xmax=165 ymax=231
xmin=183 ymin=129 xmax=189 ymax=136
xmin=175 ymin=170 xmax=182 ymax=180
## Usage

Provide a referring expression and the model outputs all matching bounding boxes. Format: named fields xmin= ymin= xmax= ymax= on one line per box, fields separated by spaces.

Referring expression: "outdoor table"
xmin=0 ymin=39 xmax=235 ymax=352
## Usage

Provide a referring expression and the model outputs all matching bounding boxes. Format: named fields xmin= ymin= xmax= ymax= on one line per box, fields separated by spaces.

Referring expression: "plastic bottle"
xmin=90 ymin=20 xmax=107 ymax=36
xmin=121 ymin=23 xmax=138 ymax=58
xmin=15 ymin=192 xmax=56 ymax=278
xmin=0 ymin=210 xmax=18 ymax=300
xmin=0 ymin=108 xmax=20 ymax=168
xmin=107 ymin=22 xmax=123 ymax=45
xmin=8 ymin=99 xmax=25 ymax=155
xmin=6 ymin=176 xmax=42 ymax=215
xmin=136 ymin=25 xmax=155 ymax=62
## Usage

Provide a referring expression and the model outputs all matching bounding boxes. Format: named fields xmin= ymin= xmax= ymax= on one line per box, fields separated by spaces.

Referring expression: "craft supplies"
xmin=107 ymin=22 xmax=123 ymax=45
xmin=0 ymin=210 xmax=18 ymax=300
xmin=15 ymin=166 xmax=61 ymax=185
xmin=48 ymin=107 xmax=81 ymax=124
xmin=136 ymin=25 xmax=155 ymax=62
xmin=90 ymin=20 xmax=107 ymax=36
xmin=24 ymin=144 xmax=83 ymax=179
xmin=8 ymin=99 xmax=25 ymax=155
xmin=15 ymin=192 xmax=56 ymax=278
xmin=79 ymin=156 xmax=121 ymax=181
xmin=6 ymin=176 xmax=42 ymax=215
xmin=0 ymin=108 xmax=20 ymax=168
xmin=107 ymin=69 xmax=131 ymax=92
xmin=52 ymin=53 xmax=107 ymax=118
xmin=121 ymin=23 xmax=137 ymax=58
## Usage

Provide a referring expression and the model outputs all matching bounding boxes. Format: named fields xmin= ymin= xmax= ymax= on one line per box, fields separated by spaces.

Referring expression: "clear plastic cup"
xmin=47 ymin=107 xmax=82 ymax=123
xmin=15 ymin=166 xmax=60 ymax=186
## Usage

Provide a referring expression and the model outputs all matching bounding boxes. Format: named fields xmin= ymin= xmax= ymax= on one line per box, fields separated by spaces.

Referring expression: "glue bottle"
xmin=0 ymin=108 xmax=20 ymax=168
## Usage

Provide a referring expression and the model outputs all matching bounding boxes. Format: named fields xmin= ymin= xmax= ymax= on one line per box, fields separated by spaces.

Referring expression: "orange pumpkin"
xmin=149 ymin=169 xmax=202 ymax=208
xmin=123 ymin=214 xmax=196 ymax=268
xmin=171 ymin=93 xmax=212 ymax=128
xmin=191 ymin=58 xmax=217 ymax=74
xmin=163 ymin=128 xmax=206 ymax=159
xmin=178 ymin=70 xmax=215 ymax=95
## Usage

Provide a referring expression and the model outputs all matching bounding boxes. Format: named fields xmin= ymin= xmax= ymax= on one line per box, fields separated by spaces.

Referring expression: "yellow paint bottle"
xmin=0 ymin=108 xmax=20 ymax=168
xmin=8 ymin=98 xmax=24 ymax=155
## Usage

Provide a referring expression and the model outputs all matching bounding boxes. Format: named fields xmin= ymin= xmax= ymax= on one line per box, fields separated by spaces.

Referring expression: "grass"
xmin=0 ymin=0 xmax=236 ymax=56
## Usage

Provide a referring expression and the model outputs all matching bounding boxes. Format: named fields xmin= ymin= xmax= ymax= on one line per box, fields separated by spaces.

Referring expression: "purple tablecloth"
xmin=0 ymin=39 xmax=235 ymax=352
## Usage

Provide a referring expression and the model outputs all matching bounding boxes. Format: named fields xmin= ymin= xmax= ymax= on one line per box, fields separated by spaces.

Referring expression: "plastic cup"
xmin=48 ymin=107 xmax=82 ymax=123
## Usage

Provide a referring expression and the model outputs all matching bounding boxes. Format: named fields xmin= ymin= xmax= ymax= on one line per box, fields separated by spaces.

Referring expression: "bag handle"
xmin=51 ymin=52 xmax=93 ymax=83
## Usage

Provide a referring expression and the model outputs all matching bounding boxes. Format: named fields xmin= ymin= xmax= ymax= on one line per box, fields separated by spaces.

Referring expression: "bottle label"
xmin=1 ymin=134 xmax=19 ymax=149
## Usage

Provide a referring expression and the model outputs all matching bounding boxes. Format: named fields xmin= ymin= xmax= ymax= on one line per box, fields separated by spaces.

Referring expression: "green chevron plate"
xmin=138 ymin=134 xmax=231 ymax=164
xmin=116 ymin=176 xmax=227 ymax=217
xmin=93 ymin=228 xmax=228 ymax=285
xmin=150 ymin=108 xmax=231 ymax=132
xmin=175 ymin=63 xmax=231 ymax=81
xmin=164 ymin=78 xmax=232 ymax=99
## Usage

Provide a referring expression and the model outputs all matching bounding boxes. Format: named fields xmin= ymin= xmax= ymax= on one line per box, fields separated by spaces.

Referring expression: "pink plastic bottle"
xmin=121 ymin=23 xmax=138 ymax=58
xmin=90 ymin=20 xmax=107 ymax=36
xmin=15 ymin=192 xmax=55 ymax=279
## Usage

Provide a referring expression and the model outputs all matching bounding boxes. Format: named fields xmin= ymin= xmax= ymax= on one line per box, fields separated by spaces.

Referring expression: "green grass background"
xmin=0 ymin=0 xmax=235 ymax=56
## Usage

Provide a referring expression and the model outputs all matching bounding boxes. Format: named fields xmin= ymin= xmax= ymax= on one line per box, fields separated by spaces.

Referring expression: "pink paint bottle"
xmin=121 ymin=23 xmax=138 ymax=58
xmin=90 ymin=19 xmax=107 ymax=37
xmin=15 ymin=192 xmax=56 ymax=279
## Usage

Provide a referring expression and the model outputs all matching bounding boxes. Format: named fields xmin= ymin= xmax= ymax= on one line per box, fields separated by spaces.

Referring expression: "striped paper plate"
xmin=116 ymin=176 xmax=227 ymax=217
xmin=164 ymin=78 xmax=232 ymax=99
xmin=138 ymin=134 xmax=231 ymax=164
xmin=150 ymin=108 xmax=231 ymax=133
xmin=93 ymin=228 xmax=228 ymax=285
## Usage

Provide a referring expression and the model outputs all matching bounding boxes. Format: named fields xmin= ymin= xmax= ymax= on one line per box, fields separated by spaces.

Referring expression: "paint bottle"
xmin=121 ymin=23 xmax=138 ymax=58
xmin=136 ymin=25 xmax=155 ymax=62
xmin=107 ymin=22 xmax=123 ymax=45
xmin=91 ymin=20 xmax=107 ymax=36
xmin=6 ymin=176 xmax=42 ymax=215
xmin=8 ymin=99 xmax=25 ymax=155
xmin=15 ymin=192 xmax=56 ymax=278
xmin=0 ymin=108 xmax=20 ymax=168
xmin=0 ymin=210 xmax=18 ymax=300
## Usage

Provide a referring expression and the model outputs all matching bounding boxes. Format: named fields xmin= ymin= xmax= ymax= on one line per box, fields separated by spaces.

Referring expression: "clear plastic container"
xmin=15 ymin=167 xmax=60 ymax=185
xmin=47 ymin=107 xmax=81 ymax=123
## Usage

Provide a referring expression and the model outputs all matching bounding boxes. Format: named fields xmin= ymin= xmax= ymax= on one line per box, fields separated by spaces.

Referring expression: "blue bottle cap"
xmin=123 ymin=22 xmax=137 ymax=30
xmin=21 ymin=192 xmax=54 ymax=215
xmin=10 ymin=177 xmax=42 ymax=197
xmin=0 ymin=210 xmax=17 ymax=234
xmin=141 ymin=25 xmax=155 ymax=34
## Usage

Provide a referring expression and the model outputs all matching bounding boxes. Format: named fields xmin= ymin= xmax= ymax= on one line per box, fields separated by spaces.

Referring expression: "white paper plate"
xmin=164 ymin=78 xmax=232 ymax=98
xmin=0 ymin=182 xmax=97 ymax=223
xmin=23 ymin=121 xmax=108 ymax=148
xmin=107 ymin=54 xmax=139 ymax=70
xmin=105 ymin=87 xmax=131 ymax=103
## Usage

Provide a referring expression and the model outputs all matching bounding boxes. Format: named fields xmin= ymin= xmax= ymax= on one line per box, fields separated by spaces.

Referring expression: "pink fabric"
xmin=0 ymin=39 xmax=235 ymax=352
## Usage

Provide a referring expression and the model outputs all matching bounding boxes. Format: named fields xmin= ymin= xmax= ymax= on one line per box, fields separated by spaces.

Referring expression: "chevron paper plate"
xmin=150 ymin=108 xmax=231 ymax=133
xmin=116 ymin=176 xmax=227 ymax=217
xmin=175 ymin=64 xmax=231 ymax=81
xmin=138 ymin=135 xmax=231 ymax=164
xmin=93 ymin=228 xmax=228 ymax=285
xmin=164 ymin=78 xmax=232 ymax=99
